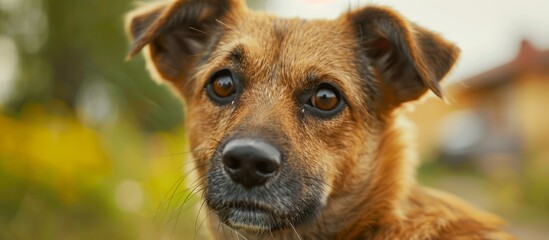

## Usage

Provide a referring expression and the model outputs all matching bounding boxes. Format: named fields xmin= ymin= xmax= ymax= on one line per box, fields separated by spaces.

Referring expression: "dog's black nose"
xmin=222 ymin=139 xmax=281 ymax=188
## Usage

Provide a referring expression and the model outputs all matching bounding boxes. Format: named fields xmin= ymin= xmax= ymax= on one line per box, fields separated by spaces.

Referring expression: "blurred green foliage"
xmin=0 ymin=106 xmax=202 ymax=239
xmin=1 ymin=0 xmax=184 ymax=130
xmin=0 ymin=0 xmax=197 ymax=239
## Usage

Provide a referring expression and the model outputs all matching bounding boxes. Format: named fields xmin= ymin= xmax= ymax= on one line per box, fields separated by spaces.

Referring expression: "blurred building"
xmin=409 ymin=40 xmax=549 ymax=174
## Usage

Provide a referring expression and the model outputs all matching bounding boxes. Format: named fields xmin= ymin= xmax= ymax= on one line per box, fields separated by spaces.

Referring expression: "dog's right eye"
xmin=212 ymin=75 xmax=235 ymax=97
xmin=206 ymin=70 xmax=237 ymax=104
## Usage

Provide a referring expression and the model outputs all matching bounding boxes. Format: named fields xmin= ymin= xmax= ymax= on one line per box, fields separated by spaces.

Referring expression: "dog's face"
xmin=188 ymin=16 xmax=373 ymax=231
xmin=126 ymin=0 xmax=458 ymax=233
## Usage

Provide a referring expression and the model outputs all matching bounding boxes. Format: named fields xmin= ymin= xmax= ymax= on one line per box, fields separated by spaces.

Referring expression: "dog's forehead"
xmin=233 ymin=15 xmax=356 ymax=67
xmin=212 ymin=13 xmax=364 ymax=96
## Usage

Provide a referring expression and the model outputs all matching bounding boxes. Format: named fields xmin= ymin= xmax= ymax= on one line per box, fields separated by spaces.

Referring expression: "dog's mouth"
xmin=213 ymin=201 xmax=280 ymax=231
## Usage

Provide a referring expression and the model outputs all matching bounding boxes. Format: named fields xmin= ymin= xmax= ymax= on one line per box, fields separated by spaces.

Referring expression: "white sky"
xmin=264 ymin=0 xmax=549 ymax=81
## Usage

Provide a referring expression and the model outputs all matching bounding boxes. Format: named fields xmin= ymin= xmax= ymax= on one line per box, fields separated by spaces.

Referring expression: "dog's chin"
xmin=213 ymin=202 xmax=287 ymax=232
xmin=218 ymin=206 xmax=274 ymax=231
xmin=211 ymin=200 xmax=320 ymax=233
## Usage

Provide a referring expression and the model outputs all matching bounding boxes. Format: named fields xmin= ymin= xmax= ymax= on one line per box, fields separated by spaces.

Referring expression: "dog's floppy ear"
xmin=347 ymin=6 xmax=459 ymax=105
xmin=125 ymin=0 xmax=244 ymax=83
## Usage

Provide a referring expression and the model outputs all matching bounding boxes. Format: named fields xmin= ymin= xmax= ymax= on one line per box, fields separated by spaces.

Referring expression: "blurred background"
xmin=0 ymin=0 xmax=547 ymax=239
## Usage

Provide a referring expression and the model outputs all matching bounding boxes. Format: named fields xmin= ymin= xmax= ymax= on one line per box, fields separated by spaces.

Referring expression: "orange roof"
xmin=461 ymin=40 xmax=549 ymax=89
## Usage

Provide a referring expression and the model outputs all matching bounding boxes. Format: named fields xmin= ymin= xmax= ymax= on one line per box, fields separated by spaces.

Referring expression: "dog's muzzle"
xmin=206 ymin=136 xmax=323 ymax=231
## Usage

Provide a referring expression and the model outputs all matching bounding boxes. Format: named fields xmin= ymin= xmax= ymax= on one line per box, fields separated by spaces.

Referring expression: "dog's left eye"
xmin=206 ymin=70 xmax=237 ymax=104
xmin=312 ymin=88 xmax=339 ymax=111
xmin=303 ymin=83 xmax=345 ymax=118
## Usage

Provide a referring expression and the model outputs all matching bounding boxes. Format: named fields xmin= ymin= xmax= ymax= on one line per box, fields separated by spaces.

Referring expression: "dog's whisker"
xmin=188 ymin=26 xmax=210 ymax=36
xmin=365 ymin=222 xmax=375 ymax=231
xmin=268 ymin=228 xmax=275 ymax=240
xmin=163 ymin=162 xmax=206 ymax=215
xmin=156 ymin=169 xmax=203 ymax=225
xmin=155 ymin=160 xmax=208 ymax=231
xmin=177 ymin=177 xmax=207 ymax=211
xmin=217 ymin=220 xmax=223 ymax=239
xmin=233 ymin=229 xmax=248 ymax=240
xmin=153 ymin=175 xmax=186 ymax=223
xmin=194 ymin=199 xmax=209 ymax=234
xmin=215 ymin=18 xmax=237 ymax=31
xmin=287 ymin=220 xmax=302 ymax=240
xmin=170 ymin=179 xmax=204 ymax=202
xmin=169 ymin=185 xmax=207 ymax=237
xmin=183 ymin=174 xmax=207 ymax=194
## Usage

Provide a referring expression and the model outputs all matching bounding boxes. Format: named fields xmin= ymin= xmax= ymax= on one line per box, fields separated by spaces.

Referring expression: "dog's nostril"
xmin=255 ymin=160 xmax=279 ymax=175
xmin=223 ymin=157 xmax=241 ymax=170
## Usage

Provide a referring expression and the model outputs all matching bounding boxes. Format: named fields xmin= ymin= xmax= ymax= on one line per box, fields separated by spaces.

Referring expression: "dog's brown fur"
xmin=125 ymin=0 xmax=514 ymax=239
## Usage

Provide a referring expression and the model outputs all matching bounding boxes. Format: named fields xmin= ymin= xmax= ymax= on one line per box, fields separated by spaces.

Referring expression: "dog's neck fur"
xmin=208 ymin=113 xmax=419 ymax=239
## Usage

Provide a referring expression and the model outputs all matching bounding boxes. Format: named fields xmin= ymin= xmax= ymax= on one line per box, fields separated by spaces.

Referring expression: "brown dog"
xmin=125 ymin=0 xmax=514 ymax=239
